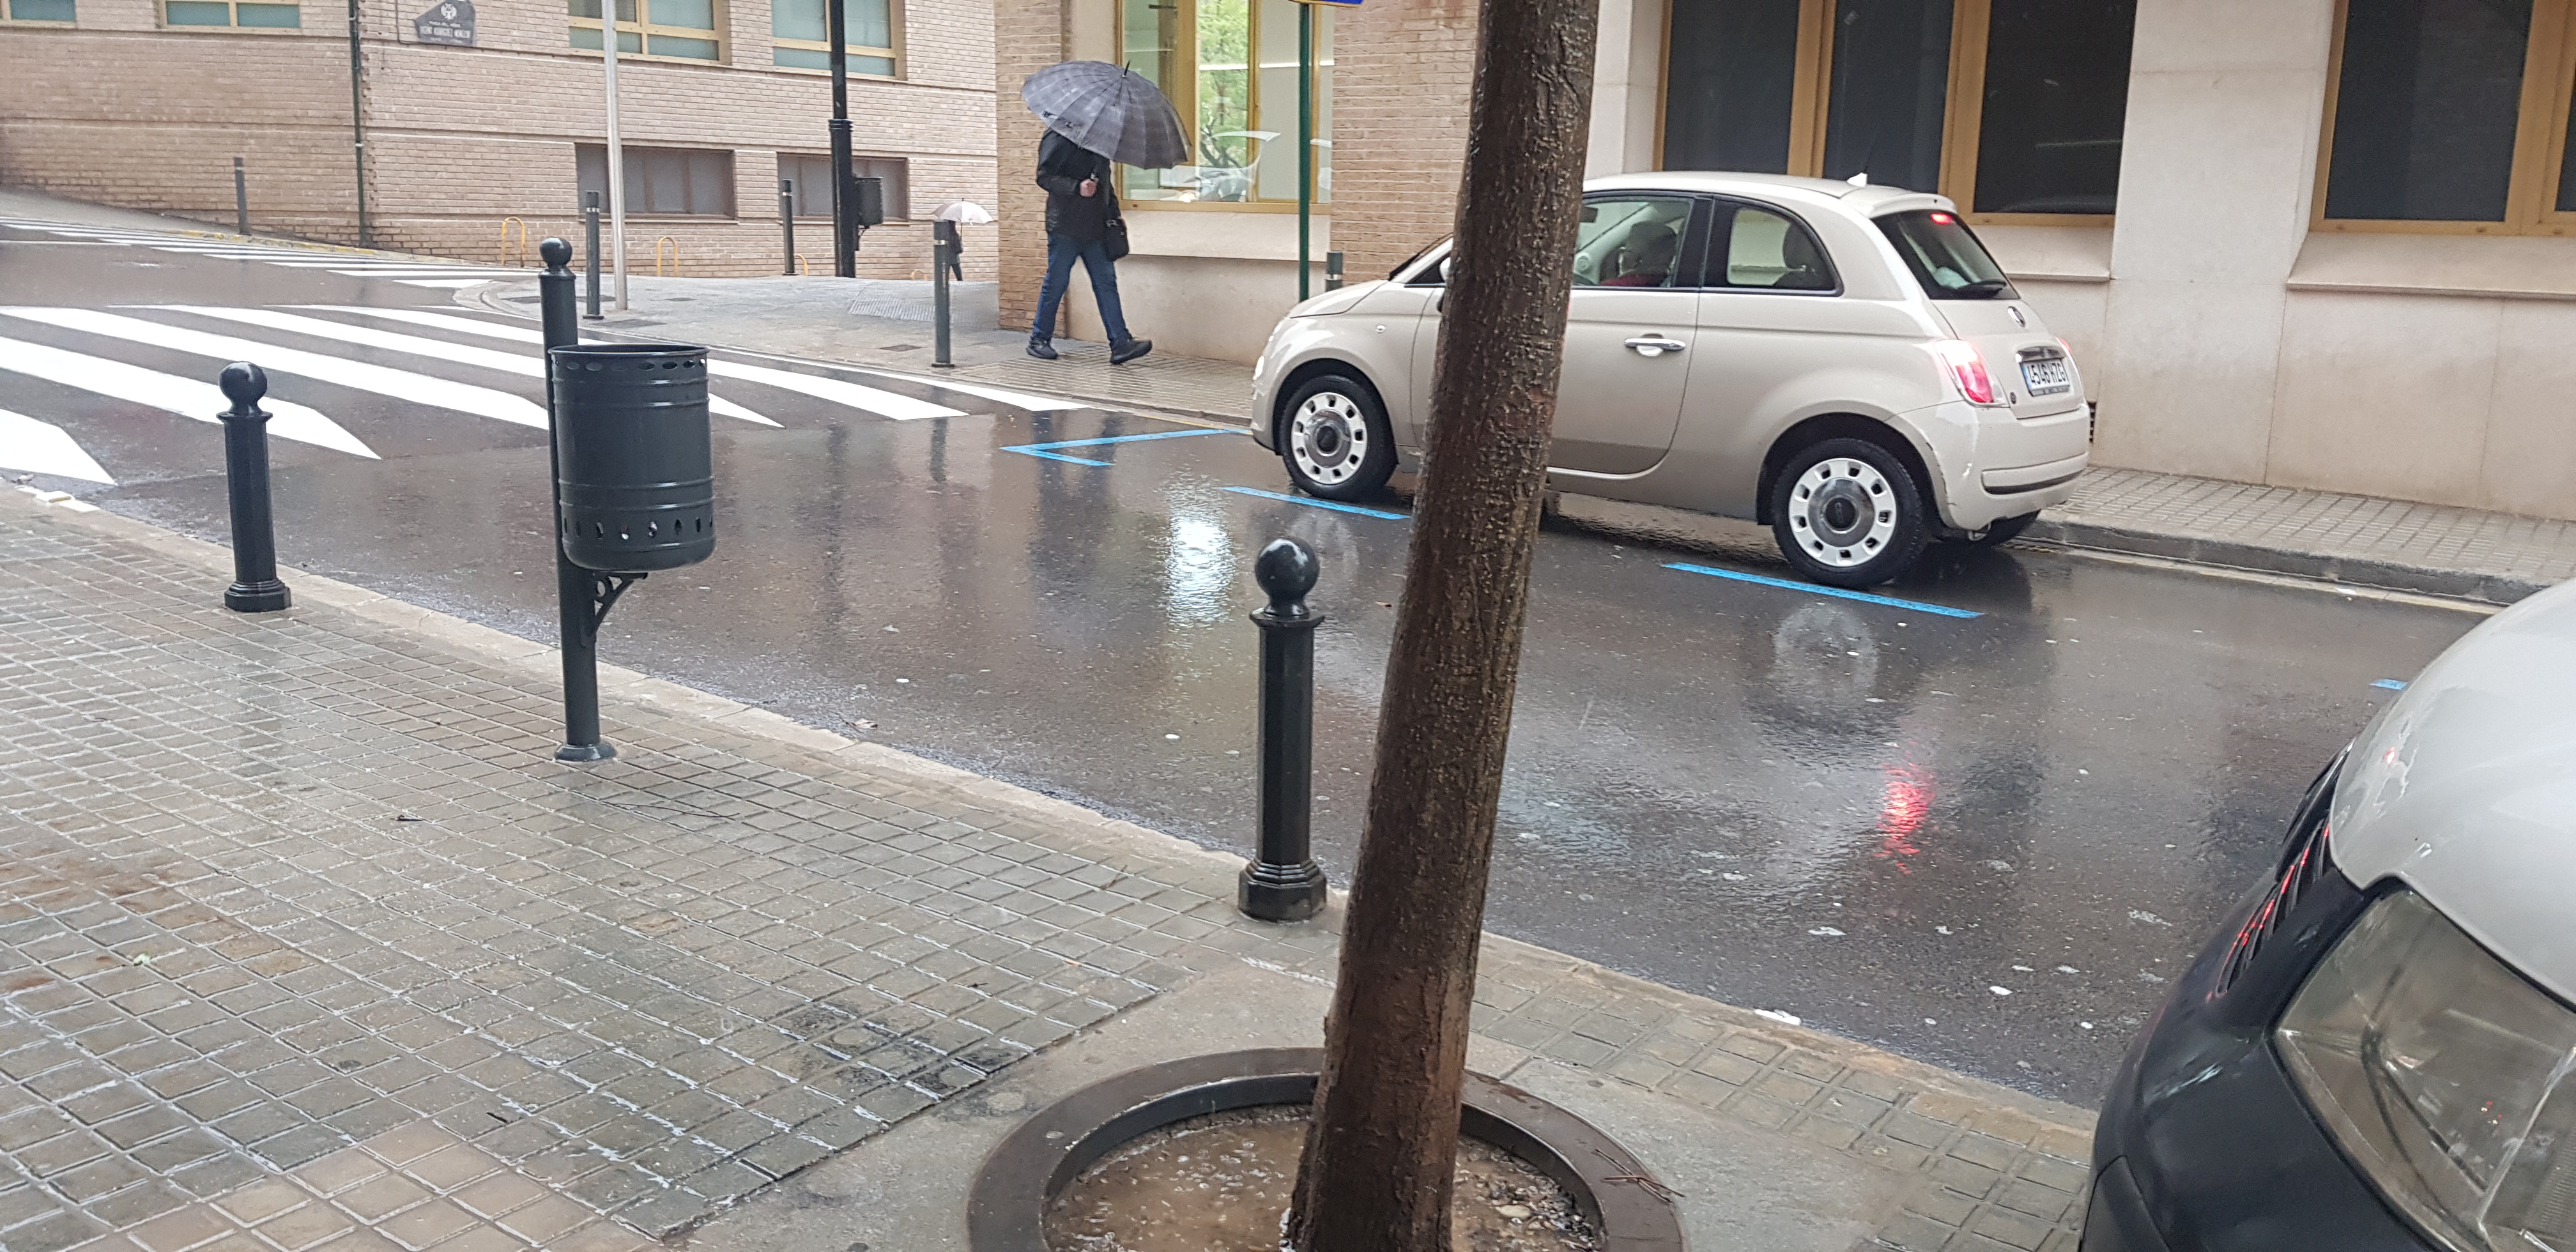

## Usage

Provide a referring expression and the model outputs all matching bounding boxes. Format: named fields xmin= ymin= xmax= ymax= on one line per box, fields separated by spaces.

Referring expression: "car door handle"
xmin=1624 ymin=335 xmax=1687 ymax=356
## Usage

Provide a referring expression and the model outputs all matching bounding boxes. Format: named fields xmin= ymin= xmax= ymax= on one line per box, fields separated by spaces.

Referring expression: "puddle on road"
xmin=1043 ymin=1105 xmax=1602 ymax=1252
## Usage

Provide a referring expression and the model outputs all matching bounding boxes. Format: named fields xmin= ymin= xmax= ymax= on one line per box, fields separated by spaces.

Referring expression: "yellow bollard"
xmin=795 ymin=253 xmax=809 ymax=276
xmin=655 ymin=236 xmax=680 ymax=277
xmin=500 ymin=217 xmax=531 ymax=268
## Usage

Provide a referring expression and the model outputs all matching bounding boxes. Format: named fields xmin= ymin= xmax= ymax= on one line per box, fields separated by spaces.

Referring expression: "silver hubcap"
xmin=1289 ymin=392 xmax=1369 ymax=486
xmin=1788 ymin=457 xmax=1898 ymax=569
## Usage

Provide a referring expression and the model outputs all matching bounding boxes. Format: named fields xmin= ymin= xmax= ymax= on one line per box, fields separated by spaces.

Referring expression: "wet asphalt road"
xmin=0 ymin=221 xmax=2483 ymax=1104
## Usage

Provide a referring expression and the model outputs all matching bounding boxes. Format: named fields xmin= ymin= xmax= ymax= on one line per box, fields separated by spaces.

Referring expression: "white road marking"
xmin=843 ymin=367 xmax=1091 ymax=413
xmin=307 ymin=305 xmax=969 ymax=421
xmin=154 ymin=307 xmax=777 ymax=426
xmin=0 ymin=335 xmax=378 ymax=457
xmin=0 ymin=408 xmax=116 ymax=483
xmin=0 ymin=307 xmax=547 ymax=430
xmin=302 ymin=307 xmax=547 ymax=341
xmin=393 ymin=280 xmax=497 ymax=289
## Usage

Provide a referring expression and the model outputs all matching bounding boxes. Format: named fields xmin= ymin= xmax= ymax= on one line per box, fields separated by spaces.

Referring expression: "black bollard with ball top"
xmin=217 ymin=362 xmax=291 ymax=613
xmin=1239 ymin=537 xmax=1330 ymax=921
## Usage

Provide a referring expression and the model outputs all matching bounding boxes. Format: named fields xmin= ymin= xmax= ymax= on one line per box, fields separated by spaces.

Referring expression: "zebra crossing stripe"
xmin=154 ymin=307 xmax=778 ymax=427
xmin=0 ymin=335 xmax=378 ymax=459
xmin=0 ymin=408 xmax=116 ymax=484
xmin=0 ymin=307 xmax=548 ymax=431
xmin=305 ymin=305 xmax=971 ymax=422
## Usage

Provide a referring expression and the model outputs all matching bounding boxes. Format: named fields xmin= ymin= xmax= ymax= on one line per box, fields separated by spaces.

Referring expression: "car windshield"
xmin=1393 ymin=240 xmax=1448 ymax=284
xmin=1875 ymin=210 xmax=2016 ymax=300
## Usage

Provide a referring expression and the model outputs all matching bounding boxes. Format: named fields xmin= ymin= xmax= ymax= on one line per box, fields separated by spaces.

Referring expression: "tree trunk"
xmin=1282 ymin=0 xmax=1598 ymax=1247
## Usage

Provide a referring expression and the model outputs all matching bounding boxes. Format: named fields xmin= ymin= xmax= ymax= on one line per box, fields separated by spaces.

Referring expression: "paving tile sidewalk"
xmin=1 ymin=491 xmax=2097 ymax=1251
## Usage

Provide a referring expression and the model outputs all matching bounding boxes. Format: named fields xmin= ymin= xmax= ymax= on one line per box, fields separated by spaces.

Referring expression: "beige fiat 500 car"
xmin=1248 ymin=172 xmax=2092 ymax=588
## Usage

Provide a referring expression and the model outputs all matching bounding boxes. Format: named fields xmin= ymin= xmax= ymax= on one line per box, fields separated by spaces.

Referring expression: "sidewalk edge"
xmin=459 ymin=283 xmax=1255 ymax=429
xmin=2026 ymin=517 xmax=2552 ymax=606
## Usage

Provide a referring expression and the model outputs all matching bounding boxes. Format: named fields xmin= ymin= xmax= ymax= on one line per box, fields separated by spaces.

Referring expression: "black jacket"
xmin=1038 ymin=130 xmax=1120 ymax=242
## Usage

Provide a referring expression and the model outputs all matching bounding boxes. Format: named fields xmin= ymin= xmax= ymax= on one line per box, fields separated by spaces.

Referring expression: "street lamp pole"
xmin=1297 ymin=0 xmax=1312 ymax=300
xmin=346 ymin=0 xmax=371 ymax=247
xmin=604 ymin=0 xmax=630 ymax=310
xmin=827 ymin=0 xmax=857 ymax=279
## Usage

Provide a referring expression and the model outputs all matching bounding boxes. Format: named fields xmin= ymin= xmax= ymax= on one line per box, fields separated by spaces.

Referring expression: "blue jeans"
xmin=1032 ymin=234 xmax=1131 ymax=346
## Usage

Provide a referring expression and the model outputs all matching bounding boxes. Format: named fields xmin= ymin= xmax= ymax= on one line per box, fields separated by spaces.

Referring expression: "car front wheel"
xmin=1278 ymin=373 xmax=1396 ymax=501
xmin=1770 ymin=437 xmax=1931 ymax=588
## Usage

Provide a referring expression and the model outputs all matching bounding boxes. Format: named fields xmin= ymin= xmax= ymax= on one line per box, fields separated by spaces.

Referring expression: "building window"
xmin=1115 ymin=0 xmax=1332 ymax=208
xmin=2319 ymin=0 xmax=2576 ymax=235
xmin=771 ymin=0 xmax=897 ymax=75
xmin=162 ymin=0 xmax=298 ymax=25
xmin=1660 ymin=0 xmax=2135 ymax=222
xmin=568 ymin=0 xmax=722 ymax=61
xmin=6 ymin=0 xmax=77 ymax=22
xmin=576 ymin=145 xmax=736 ymax=217
xmin=779 ymin=153 xmax=911 ymax=220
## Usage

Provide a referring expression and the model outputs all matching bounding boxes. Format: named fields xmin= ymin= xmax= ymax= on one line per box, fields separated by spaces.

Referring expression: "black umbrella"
xmin=1021 ymin=60 xmax=1190 ymax=169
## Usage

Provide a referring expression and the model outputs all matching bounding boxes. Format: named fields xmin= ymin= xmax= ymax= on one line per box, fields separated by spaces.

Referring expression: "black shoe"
xmin=1026 ymin=338 xmax=1058 ymax=360
xmin=1109 ymin=338 xmax=1153 ymax=365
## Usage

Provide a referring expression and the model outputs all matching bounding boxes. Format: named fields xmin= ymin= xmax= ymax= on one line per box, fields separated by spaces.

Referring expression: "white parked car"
xmin=1248 ymin=172 xmax=2092 ymax=588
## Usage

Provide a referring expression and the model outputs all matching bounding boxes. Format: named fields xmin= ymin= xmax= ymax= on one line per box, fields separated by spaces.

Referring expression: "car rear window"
xmin=1875 ymin=210 xmax=2017 ymax=300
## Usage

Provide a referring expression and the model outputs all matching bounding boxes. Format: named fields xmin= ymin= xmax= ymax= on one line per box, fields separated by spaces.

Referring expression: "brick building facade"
xmin=0 ymin=0 xmax=997 ymax=279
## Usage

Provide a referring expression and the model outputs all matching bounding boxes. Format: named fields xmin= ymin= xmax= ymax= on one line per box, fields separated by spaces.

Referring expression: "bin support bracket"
xmin=589 ymin=572 xmax=645 ymax=634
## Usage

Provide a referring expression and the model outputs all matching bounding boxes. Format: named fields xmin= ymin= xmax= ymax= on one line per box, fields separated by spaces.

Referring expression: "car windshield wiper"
xmin=1951 ymin=279 xmax=2011 ymax=299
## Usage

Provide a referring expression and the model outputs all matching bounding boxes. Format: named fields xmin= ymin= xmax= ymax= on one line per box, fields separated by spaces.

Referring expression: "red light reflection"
xmin=1873 ymin=764 xmax=1935 ymax=873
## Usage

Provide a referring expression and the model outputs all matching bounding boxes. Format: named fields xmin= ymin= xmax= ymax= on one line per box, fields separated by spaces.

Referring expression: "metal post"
xmin=1296 ymin=0 xmax=1313 ymax=302
xmin=346 ymin=0 xmax=371 ymax=247
xmin=233 ymin=157 xmax=249 ymax=236
xmin=1324 ymin=250 xmax=1345 ymax=292
xmin=538 ymin=237 xmax=615 ymax=761
xmin=827 ymin=0 xmax=856 ymax=279
xmin=583 ymin=192 xmax=603 ymax=320
xmin=216 ymin=364 xmax=291 ymax=614
xmin=603 ymin=4 xmax=629 ymax=310
xmin=931 ymin=218 xmax=955 ymax=369
xmin=779 ymin=179 xmax=797 ymax=276
xmin=1239 ymin=538 xmax=1329 ymax=921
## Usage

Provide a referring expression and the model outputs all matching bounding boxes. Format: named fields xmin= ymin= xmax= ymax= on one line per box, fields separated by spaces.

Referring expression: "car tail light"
xmin=1927 ymin=339 xmax=1997 ymax=406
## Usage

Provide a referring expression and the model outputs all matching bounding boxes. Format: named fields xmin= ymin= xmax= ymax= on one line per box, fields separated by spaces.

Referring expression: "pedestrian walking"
xmin=1030 ymin=130 xmax=1151 ymax=363
xmin=1019 ymin=60 xmax=1188 ymax=364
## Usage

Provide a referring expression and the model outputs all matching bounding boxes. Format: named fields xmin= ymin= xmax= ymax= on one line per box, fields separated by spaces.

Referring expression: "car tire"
xmin=1770 ymin=437 xmax=1931 ymax=589
xmin=1278 ymin=372 xmax=1397 ymax=502
xmin=1963 ymin=511 xmax=2039 ymax=546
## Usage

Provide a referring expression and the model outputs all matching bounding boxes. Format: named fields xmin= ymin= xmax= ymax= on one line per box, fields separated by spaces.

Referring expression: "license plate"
xmin=2021 ymin=358 xmax=2072 ymax=396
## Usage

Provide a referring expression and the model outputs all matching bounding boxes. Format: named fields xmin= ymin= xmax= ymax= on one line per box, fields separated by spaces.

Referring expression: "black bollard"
xmin=779 ymin=179 xmax=797 ymax=277
xmin=582 ymin=193 xmax=604 ymax=321
xmin=1239 ymin=538 xmax=1330 ymax=921
xmin=217 ymin=363 xmax=291 ymax=613
xmin=931 ymin=218 xmax=956 ymax=369
xmin=539 ymin=238 xmax=613 ymax=761
xmin=233 ymin=157 xmax=249 ymax=237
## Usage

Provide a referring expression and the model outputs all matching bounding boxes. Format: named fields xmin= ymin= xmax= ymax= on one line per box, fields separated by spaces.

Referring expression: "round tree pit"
xmin=964 ymin=1049 xmax=1684 ymax=1252
xmin=1044 ymin=1105 xmax=1600 ymax=1252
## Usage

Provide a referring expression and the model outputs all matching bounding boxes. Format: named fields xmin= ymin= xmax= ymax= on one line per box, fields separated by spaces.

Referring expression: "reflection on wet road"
xmin=1 ymin=217 xmax=2480 ymax=1103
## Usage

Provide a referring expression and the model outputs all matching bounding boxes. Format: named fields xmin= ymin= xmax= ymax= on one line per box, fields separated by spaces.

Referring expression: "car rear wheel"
xmin=1278 ymin=373 xmax=1395 ymax=501
xmin=1770 ymin=437 xmax=1930 ymax=589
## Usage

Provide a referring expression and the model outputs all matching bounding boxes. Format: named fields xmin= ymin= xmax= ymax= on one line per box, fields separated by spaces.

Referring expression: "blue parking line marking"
xmin=1225 ymin=486 xmax=1410 ymax=521
xmin=1002 ymin=428 xmax=1232 ymax=467
xmin=2372 ymin=678 xmax=2409 ymax=691
xmin=1664 ymin=562 xmax=1984 ymax=619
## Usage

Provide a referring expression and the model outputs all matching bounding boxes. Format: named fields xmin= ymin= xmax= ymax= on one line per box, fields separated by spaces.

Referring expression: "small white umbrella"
xmin=933 ymin=202 xmax=995 ymax=225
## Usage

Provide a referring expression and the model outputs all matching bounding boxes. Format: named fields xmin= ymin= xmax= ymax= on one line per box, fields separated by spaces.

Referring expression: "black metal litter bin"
xmin=548 ymin=342 xmax=717 ymax=572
